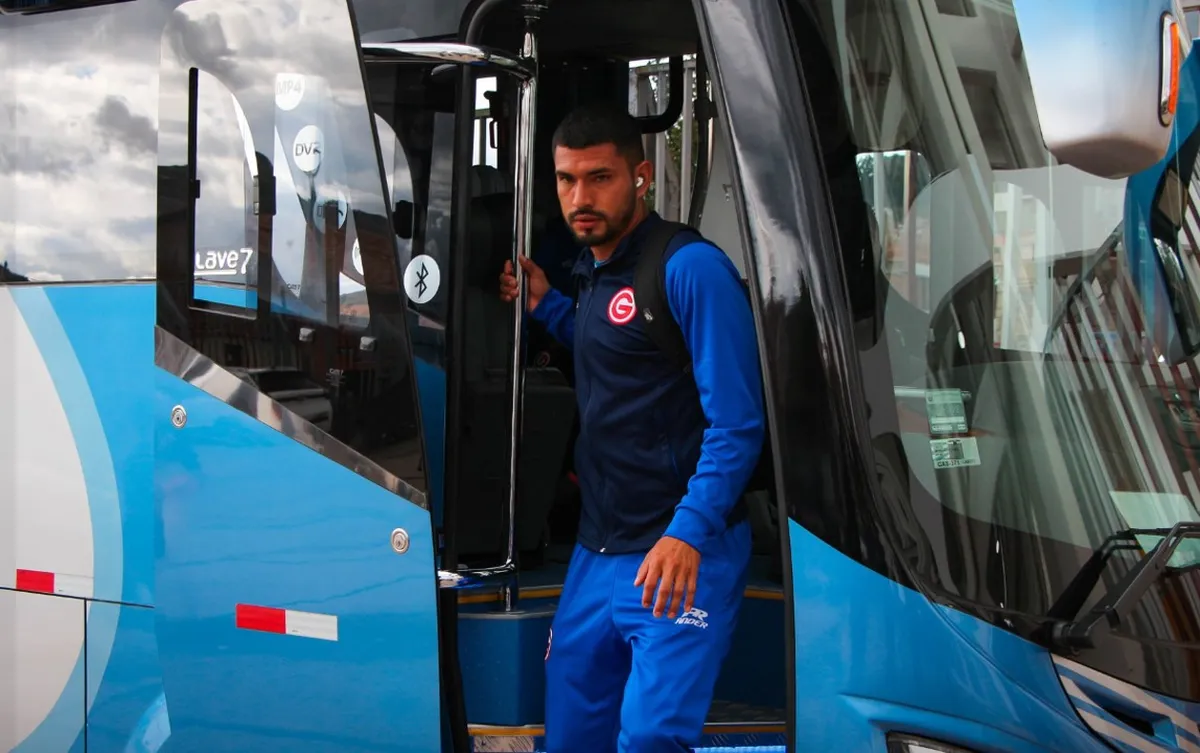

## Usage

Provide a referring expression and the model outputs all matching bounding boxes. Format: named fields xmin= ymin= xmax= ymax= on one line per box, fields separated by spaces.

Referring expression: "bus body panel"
xmin=0 ymin=589 xmax=86 ymax=753
xmin=787 ymin=520 xmax=1110 ymax=752
xmin=85 ymin=603 xmax=167 ymax=753
xmin=1 ymin=284 xmax=165 ymax=752
xmin=152 ymin=366 xmax=440 ymax=751
xmin=1 ymin=284 xmax=156 ymax=608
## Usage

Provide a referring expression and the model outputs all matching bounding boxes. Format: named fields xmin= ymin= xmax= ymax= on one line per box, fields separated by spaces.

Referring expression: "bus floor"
xmin=469 ymin=706 xmax=787 ymax=751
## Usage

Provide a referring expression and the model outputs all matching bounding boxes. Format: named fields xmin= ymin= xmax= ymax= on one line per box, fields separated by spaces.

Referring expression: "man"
xmin=498 ymin=103 xmax=765 ymax=752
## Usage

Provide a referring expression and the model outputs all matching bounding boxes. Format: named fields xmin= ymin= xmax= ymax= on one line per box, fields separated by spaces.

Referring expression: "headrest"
xmin=470 ymin=164 xmax=510 ymax=198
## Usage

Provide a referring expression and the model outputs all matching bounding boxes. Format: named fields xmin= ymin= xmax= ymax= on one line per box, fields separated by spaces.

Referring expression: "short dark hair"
xmin=551 ymin=102 xmax=645 ymax=167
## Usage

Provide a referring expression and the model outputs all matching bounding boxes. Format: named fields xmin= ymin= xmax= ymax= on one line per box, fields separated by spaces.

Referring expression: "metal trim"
xmin=154 ymin=326 xmax=428 ymax=510
xmin=438 ymin=562 xmax=517 ymax=591
xmin=360 ymin=42 xmax=534 ymax=80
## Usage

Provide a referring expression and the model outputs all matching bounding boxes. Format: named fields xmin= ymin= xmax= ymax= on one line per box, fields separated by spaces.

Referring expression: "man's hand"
xmin=634 ymin=536 xmax=700 ymax=619
xmin=499 ymin=256 xmax=550 ymax=312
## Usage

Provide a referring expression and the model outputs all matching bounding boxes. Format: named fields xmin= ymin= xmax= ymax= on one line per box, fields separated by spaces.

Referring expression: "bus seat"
xmin=456 ymin=367 xmax=577 ymax=560
xmin=454 ymin=166 xmax=578 ymax=563
xmin=470 ymin=163 xmax=509 ymax=197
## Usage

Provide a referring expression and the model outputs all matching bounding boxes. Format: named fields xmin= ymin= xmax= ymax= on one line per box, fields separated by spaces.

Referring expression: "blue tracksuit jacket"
xmin=529 ymin=212 xmax=765 ymax=555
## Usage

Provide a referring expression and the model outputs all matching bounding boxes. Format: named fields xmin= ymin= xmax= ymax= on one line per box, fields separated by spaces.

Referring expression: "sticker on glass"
xmin=275 ymin=73 xmax=306 ymax=111
xmin=194 ymin=247 xmax=253 ymax=278
xmin=292 ymin=125 xmax=324 ymax=174
xmin=404 ymin=254 xmax=440 ymax=304
xmin=930 ymin=437 xmax=980 ymax=469
xmin=925 ymin=389 xmax=968 ymax=435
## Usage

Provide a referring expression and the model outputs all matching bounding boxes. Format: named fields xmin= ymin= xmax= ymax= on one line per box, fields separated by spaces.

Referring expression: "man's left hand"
xmin=634 ymin=536 xmax=700 ymax=619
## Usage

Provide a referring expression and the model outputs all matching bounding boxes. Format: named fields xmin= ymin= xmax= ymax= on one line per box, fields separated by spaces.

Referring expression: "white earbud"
xmin=636 ymin=177 xmax=645 ymax=188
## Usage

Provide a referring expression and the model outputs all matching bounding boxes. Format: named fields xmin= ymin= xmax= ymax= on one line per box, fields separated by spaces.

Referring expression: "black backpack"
xmin=632 ymin=220 xmax=775 ymax=497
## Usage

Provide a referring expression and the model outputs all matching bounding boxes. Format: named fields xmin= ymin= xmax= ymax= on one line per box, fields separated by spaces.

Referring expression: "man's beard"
xmin=568 ymin=195 xmax=636 ymax=247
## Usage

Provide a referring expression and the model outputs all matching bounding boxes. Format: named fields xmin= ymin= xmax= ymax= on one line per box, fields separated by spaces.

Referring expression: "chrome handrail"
xmin=499 ymin=24 xmax=541 ymax=612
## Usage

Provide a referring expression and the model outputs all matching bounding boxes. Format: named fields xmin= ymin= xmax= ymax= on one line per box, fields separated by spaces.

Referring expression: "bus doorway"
xmin=389 ymin=0 xmax=792 ymax=748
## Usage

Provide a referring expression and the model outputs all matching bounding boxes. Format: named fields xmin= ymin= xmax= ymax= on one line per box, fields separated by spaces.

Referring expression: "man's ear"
xmin=634 ymin=160 xmax=653 ymax=198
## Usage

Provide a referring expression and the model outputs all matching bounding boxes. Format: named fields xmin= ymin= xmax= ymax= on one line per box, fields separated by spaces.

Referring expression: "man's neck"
xmin=591 ymin=205 xmax=649 ymax=262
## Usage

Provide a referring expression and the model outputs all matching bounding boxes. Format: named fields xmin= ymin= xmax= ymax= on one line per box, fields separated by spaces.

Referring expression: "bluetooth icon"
xmin=404 ymin=254 xmax=440 ymax=305
xmin=415 ymin=263 xmax=429 ymax=297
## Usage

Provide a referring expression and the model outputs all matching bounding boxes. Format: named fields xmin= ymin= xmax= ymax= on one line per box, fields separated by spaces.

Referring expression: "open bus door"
xmin=150 ymin=0 xmax=454 ymax=749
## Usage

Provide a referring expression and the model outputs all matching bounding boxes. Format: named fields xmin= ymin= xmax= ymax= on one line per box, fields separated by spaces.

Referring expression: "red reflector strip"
xmin=235 ymin=604 xmax=338 ymax=642
xmin=14 ymin=569 xmax=93 ymax=598
xmin=16 ymin=569 xmax=54 ymax=593
xmin=236 ymin=604 xmax=288 ymax=634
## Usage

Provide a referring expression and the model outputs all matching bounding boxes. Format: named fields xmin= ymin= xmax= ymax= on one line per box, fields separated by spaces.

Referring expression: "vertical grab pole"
xmin=504 ymin=0 xmax=547 ymax=612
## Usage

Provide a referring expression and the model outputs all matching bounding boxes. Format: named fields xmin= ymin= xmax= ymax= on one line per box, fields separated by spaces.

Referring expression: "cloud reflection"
xmin=1 ymin=3 xmax=175 ymax=282
xmin=1 ymin=0 xmax=408 ymax=286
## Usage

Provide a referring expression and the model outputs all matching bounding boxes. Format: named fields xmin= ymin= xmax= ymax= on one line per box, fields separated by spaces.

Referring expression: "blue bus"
xmin=2 ymin=0 xmax=1199 ymax=751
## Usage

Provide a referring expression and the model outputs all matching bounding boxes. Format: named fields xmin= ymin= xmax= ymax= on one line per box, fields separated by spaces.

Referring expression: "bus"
xmin=2 ymin=0 xmax=1199 ymax=751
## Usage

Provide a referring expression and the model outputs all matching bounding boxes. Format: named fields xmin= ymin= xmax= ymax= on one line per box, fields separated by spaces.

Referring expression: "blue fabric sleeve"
xmin=661 ymin=242 xmax=766 ymax=552
xmin=529 ymin=287 xmax=576 ymax=350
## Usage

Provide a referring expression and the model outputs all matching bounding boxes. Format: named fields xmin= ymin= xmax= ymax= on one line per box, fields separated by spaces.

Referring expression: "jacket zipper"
xmin=578 ymin=274 xmax=609 ymax=552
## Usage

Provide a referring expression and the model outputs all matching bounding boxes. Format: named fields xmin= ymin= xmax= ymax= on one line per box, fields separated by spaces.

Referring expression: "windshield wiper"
xmin=1046 ymin=521 xmax=1200 ymax=651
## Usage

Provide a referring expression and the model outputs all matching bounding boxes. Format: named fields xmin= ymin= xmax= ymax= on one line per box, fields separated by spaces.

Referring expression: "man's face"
xmin=553 ymin=143 xmax=648 ymax=248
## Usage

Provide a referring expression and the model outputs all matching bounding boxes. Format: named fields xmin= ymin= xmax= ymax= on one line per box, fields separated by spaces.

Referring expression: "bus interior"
xmin=362 ymin=0 xmax=805 ymax=741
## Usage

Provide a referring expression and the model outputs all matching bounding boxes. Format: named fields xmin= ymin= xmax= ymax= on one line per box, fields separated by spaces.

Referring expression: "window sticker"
xmin=404 ymin=254 xmax=440 ymax=304
xmin=275 ymin=73 xmax=306 ymax=111
xmin=925 ymin=388 xmax=968 ymax=435
xmin=930 ymin=437 xmax=981 ymax=469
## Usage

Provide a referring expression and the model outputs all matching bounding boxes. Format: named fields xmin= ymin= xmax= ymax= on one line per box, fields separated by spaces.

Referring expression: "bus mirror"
xmin=1013 ymin=0 xmax=1191 ymax=179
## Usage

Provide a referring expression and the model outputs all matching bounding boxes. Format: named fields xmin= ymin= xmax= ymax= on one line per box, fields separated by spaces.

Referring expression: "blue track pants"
xmin=544 ymin=520 xmax=752 ymax=753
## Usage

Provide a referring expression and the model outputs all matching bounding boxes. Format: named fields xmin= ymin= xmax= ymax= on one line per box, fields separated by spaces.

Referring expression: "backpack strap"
xmin=633 ymin=220 xmax=696 ymax=373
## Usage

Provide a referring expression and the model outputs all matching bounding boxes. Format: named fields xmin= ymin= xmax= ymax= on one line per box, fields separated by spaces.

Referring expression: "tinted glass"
xmin=156 ymin=0 xmax=427 ymax=497
xmin=789 ymin=0 xmax=1200 ymax=695
xmin=363 ymin=59 xmax=474 ymax=521
xmin=0 ymin=1 xmax=174 ymax=282
xmin=350 ymin=0 xmax=469 ymax=43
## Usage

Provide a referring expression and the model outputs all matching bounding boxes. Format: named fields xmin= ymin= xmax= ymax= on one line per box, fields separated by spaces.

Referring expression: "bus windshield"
xmin=805 ymin=0 xmax=1200 ymax=663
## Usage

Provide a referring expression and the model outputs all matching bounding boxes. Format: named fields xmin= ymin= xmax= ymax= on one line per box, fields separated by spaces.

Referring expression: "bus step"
xmin=531 ymin=749 xmax=785 ymax=753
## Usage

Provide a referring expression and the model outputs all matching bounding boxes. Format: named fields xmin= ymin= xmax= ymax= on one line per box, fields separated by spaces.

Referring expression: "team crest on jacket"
xmin=607 ymin=287 xmax=637 ymax=325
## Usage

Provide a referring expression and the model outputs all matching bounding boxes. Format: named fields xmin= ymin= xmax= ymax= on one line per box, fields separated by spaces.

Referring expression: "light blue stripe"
xmin=9 ymin=286 xmax=124 ymax=719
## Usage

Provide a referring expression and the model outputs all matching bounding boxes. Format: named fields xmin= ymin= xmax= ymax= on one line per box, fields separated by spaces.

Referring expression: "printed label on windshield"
xmin=195 ymin=247 xmax=254 ymax=278
xmin=930 ymin=437 xmax=980 ymax=469
xmin=925 ymin=389 xmax=968 ymax=434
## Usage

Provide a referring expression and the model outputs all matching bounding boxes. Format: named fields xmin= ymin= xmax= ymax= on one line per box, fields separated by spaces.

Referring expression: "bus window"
xmin=786 ymin=0 xmax=1200 ymax=689
xmin=156 ymin=0 xmax=427 ymax=495
xmin=0 ymin=3 xmax=170 ymax=282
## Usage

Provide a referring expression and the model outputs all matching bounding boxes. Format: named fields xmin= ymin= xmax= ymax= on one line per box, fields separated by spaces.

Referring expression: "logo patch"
xmin=607 ymin=287 xmax=637 ymax=325
xmin=675 ymin=607 xmax=709 ymax=629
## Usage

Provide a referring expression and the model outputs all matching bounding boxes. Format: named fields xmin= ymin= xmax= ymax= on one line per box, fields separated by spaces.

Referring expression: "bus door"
xmin=152 ymin=0 xmax=442 ymax=749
